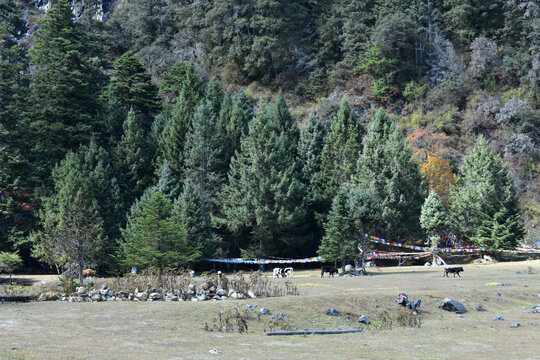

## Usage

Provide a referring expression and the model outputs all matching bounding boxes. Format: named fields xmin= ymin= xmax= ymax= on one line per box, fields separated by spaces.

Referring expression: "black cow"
xmin=444 ymin=267 xmax=464 ymax=277
xmin=321 ymin=266 xmax=339 ymax=278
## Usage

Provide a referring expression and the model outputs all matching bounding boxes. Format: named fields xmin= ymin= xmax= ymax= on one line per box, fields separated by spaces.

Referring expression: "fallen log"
xmin=266 ymin=329 xmax=362 ymax=336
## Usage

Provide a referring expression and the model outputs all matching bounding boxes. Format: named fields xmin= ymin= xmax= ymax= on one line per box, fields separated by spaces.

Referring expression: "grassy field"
xmin=1 ymin=260 xmax=539 ymax=360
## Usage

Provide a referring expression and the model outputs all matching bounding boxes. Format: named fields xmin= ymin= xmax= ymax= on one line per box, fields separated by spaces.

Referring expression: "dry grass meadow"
xmin=1 ymin=260 xmax=539 ymax=360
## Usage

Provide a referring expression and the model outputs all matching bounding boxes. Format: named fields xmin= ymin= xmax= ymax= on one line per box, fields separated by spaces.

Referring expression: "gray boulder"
xmin=493 ymin=315 xmax=504 ymax=320
xmin=197 ymin=294 xmax=207 ymax=301
xmin=440 ymin=298 xmax=466 ymax=314
xmin=325 ymin=308 xmax=339 ymax=316
xmin=344 ymin=264 xmax=354 ymax=273
xmin=474 ymin=305 xmax=487 ymax=312
xmin=216 ymin=289 xmax=227 ymax=297
xmin=91 ymin=294 xmax=102 ymax=302
xmin=359 ymin=314 xmax=370 ymax=325
xmin=510 ymin=323 xmax=520 ymax=328
xmin=247 ymin=290 xmax=257 ymax=299
xmin=212 ymin=295 xmax=221 ymax=301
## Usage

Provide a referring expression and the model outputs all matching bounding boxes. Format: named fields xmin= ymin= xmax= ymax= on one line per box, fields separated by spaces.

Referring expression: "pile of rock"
xmin=55 ymin=280 xmax=259 ymax=303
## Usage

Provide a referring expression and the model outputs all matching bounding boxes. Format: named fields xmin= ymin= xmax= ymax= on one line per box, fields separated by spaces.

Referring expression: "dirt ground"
xmin=1 ymin=260 xmax=539 ymax=360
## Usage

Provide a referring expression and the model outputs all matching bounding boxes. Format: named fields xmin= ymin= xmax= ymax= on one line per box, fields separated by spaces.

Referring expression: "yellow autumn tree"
xmin=420 ymin=155 xmax=456 ymax=201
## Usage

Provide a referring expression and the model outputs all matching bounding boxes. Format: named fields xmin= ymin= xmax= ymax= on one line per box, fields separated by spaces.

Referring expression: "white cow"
xmin=273 ymin=267 xmax=284 ymax=278
xmin=283 ymin=267 xmax=294 ymax=278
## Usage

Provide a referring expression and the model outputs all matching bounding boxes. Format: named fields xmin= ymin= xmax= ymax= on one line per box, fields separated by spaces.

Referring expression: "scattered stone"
xmin=216 ymin=289 xmax=227 ymax=297
xmin=440 ymin=298 xmax=466 ymax=314
xmin=496 ymin=293 xmax=502 ymax=297
xmin=197 ymin=294 xmax=207 ymax=301
xmin=267 ymin=315 xmax=276 ymax=319
xmin=496 ymin=283 xmax=511 ymax=287
xmin=212 ymin=295 xmax=221 ymax=301
xmin=513 ymin=271 xmax=523 ymax=275
xmin=91 ymin=294 xmax=102 ymax=302
xmin=474 ymin=305 xmax=487 ymax=312
xmin=424 ymin=262 xmax=431 ymax=267
xmin=493 ymin=315 xmax=504 ymax=321
xmin=260 ymin=307 xmax=270 ymax=315
xmin=359 ymin=314 xmax=370 ymax=325
xmin=101 ymin=284 xmax=108 ymax=290
xmin=77 ymin=287 xmax=86 ymax=295
xmin=325 ymin=308 xmax=339 ymax=316
xmin=510 ymin=323 xmax=520 ymax=328
xmin=209 ymin=349 xmax=220 ymax=355
xmin=530 ymin=322 xmax=538 ymax=326
xmin=136 ymin=292 xmax=147 ymax=301
xmin=344 ymin=264 xmax=354 ymax=273
xmin=247 ymin=290 xmax=257 ymax=299
xmin=277 ymin=312 xmax=287 ymax=319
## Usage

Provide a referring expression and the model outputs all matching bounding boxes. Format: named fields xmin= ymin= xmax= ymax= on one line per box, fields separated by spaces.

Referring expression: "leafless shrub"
xmin=204 ymin=307 xmax=250 ymax=334
xmin=396 ymin=309 xmax=422 ymax=328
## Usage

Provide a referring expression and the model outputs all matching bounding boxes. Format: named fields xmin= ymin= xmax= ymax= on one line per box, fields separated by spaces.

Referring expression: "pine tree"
xmin=420 ymin=191 xmax=450 ymax=249
xmin=450 ymin=136 xmax=524 ymax=249
xmin=114 ymin=108 xmax=155 ymax=208
xmin=160 ymin=81 xmax=203 ymax=177
xmin=109 ymin=51 xmax=161 ymax=119
xmin=318 ymin=186 xmax=381 ymax=269
xmin=183 ymin=102 xmax=227 ymax=214
xmin=0 ymin=0 xmax=31 ymax=250
xmin=299 ymin=108 xmax=327 ymax=207
xmin=28 ymin=0 xmax=100 ymax=187
xmin=173 ymin=183 xmax=215 ymax=258
xmin=204 ymin=76 xmax=224 ymax=115
xmin=355 ymin=109 xmax=425 ymax=241
xmin=159 ymin=62 xmax=202 ymax=104
xmin=316 ymin=99 xmax=362 ymax=211
xmin=121 ymin=191 xmax=199 ymax=276
xmin=221 ymin=96 xmax=308 ymax=257
xmin=155 ymin=161 xmax=180 ymax=201
xmin=225 ymin=91 xmax=253 ymax=161
xmin=34 ymin=160 xmax=104 ymax=285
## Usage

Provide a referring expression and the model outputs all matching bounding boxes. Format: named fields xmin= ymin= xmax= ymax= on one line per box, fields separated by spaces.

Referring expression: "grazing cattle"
xmin=82 ymin=269 xmax=96 ymax=278
xmin=283 ymin=267 xmax=294 ymax=278
xmin=321 ymin=266 xmax=339 ymax=278
xmin=444 ymin=267 xmax=464 ymax=277
xmin=273 ymin=267 xmax=284 ymax=278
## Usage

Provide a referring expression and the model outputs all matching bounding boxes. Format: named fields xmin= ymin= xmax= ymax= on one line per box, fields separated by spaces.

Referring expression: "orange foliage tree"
xmin=407 ymin=126 xmax=452 ymax=162
xmin=420 ymin=155 xmax=456 ymax=201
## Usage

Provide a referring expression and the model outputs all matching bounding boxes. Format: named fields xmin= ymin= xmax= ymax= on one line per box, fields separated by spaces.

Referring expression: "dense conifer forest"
xmin=0 ymin=0 xmax=538 ymax=273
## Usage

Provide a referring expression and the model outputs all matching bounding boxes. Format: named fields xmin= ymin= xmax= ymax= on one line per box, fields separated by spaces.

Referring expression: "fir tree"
xmin=318 ymin=186 xmax=381 ymax=270
xmin=355 ymin=109 xmax=425 ymax=241
xmin=156 ymin=161 xmax=180 ymax=201
xmin=225 ymin=91 xmax=253 ymax=162
xmin=109 ymin=51 xmax=161 ymax=119
xmin=121 ymin=191 xmax=199 ymax=276
xmin=420 ymin=191 xmax=450 ymax=249
xmin=317 ymin=98 xmax=363 ymax=210
xmin=28 ymin=0 xmax=100 ymax=187
xmin=183 ymin=102 xmax=227 ymax=214
xmin=204 ymin=76 xmax=224 ymax=115
xmin=34 ymin=161 xmax=104 ymax=285
xmin=159 ymin=62 xmax=202 ymax=104
xmin=173 ymin=183 xmax=215 ymax=258
xmin=450 ymin=136 xmax=523 ymax=249
xmin=115 ymin=108 xmax=155 ymax=208
xmin=221 ymin=97 xmax=308 ymax=257
xmin=160 ymin=82 xmax=203 ymax=177
xmin=299 ymin=108 xmax=327 ymax=207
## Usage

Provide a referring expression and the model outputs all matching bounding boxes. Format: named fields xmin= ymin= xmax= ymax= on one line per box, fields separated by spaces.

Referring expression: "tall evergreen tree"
xmin=316 ymin=99 xmax=363 ymax=211
xmin=225 ymin=91 xmax=253 ymax=162
xmin=0 ymin=0 xmax=32 ymax=251
xmin=450 ymin=136 xmax=524 ymax=249
xmin=318 ymin=185 xmax=381 ymax=270
xmin=109 ymin=51 xmax=161 ymax=119
xmin=159 ymin=62 xmax=202 ymax=104
xmin=420 ymin=190 xmax=450 ymax=249
xmin=160 ymin=80 xmax=203 ymax=177
xmin=173 ymin=183 xmax=215 ymax=258
xmin=121 ymin=190 xmax=199 ymax=276
xmin=299 ymin=108 xmax=327 ymax=207
xmin=28 ymin=0 xmax=100 ymax=187
xmin=114 ymin=108 xmax=155 ymax=208
xmin=355 ymin=109 xmax=425 ymax=241
xmin=33 ymin=154 xmax=104 ymax=285
xmin=183 ymin=102 xmax=227 ymax=214
xmin=155 ymin=161 xmax=180 ymax=201
xmin=221 ymin=96 xmax=308 ymax=257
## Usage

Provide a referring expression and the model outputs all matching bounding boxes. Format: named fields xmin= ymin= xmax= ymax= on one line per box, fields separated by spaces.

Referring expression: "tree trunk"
xmin=9 ymin=272 xmax=13 ymax=285
xmin=79 ymin=261 xmax=84 ymax=286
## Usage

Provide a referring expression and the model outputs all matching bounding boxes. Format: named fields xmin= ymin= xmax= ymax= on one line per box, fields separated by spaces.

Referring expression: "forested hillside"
xmin=0 ymin=0 xmax=538 ymax=273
